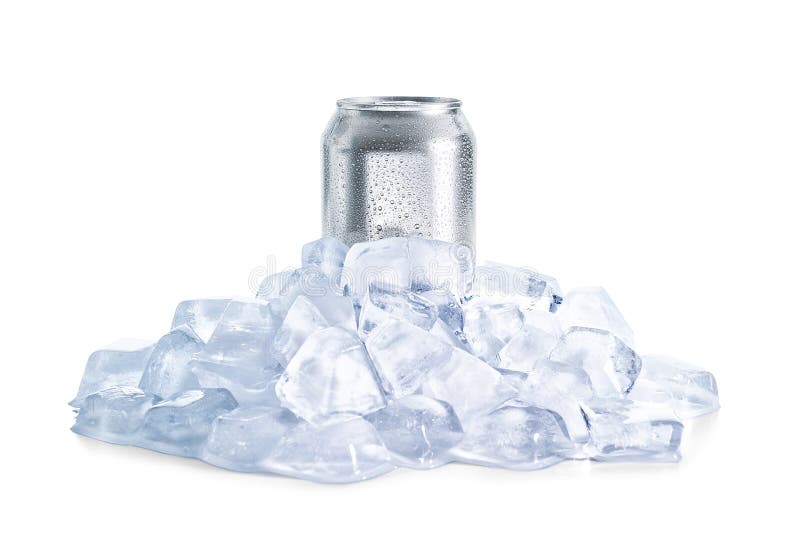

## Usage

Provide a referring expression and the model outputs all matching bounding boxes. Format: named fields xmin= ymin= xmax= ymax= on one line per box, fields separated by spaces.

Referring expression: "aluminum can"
xmin=322 ymin=96 xmax=476 ymax=250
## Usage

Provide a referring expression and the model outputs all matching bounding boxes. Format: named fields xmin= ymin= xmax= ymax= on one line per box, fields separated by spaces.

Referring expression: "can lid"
xmin=337 ymin=96 xmax=462 ymax=111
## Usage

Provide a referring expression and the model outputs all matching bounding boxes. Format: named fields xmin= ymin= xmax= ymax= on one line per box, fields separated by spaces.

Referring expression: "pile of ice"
xmin=70 ymin=237 xmax=719 ymax=483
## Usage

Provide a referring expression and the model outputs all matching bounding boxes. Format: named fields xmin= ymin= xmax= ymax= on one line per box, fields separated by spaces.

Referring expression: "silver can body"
xmin=322 ymin=96 xmax=476 ymax=250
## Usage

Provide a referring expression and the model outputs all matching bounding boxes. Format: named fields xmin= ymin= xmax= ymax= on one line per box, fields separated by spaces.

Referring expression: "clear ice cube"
xmin=497 ymin=324 xmax=560 ymax=372
xmin=266 ymin=417 xmax=394 ymax=483
xmin=171 ymin=299 xmax=231 ymax=343
xmin=342 ymin=237 xmax=474 ymax=299
xmin=71 ymin=340 xmax=154 ymax=407
xmin=556 ymin=287 xmax=634 ymax=348
xmin=366 ymin=395 xmax=463 ymax=469
xmin=301 ymin=236 xmax=349 ymax=281
xmin=462 ymin=301 xmax=524 ymax=365
xmin=517 ymin=360 xmax=593 ymax=442
xmin=256 ymin=267 xmax=337 ymax=306
xmin=276 ymin=327 xmax=386 ymax=424
xmin=190 ymin=360 xmax=281 ymax=407
xmin=201 ymin=406 xmax=299 ymax=471
xmin=364 ymin=318 xmax=453 ymax=397
xmin=581 ymin=398 xmax=683 ymax=462
xmin=628 ymin=355 xmax=720 ymax=418
xmin=549 ymin=327 xmax=642 ymax=396
xmin=358 ymin=286 xmax=437 ymax=338
xmin=138 ymin=326 xmax=204 ymax=399
xmin=421 ymin=349 xmax=517 ymax=421
xmin=472 ymin=262 xmax=563 ymax=312
xmin=72 ymin=385 xmax=158 ymax=443
xmin=452 ymin=405 xmax=573 ymax=470
xmin=271 ymin=295 xmax=329 ymax=367
xmin=140 ymin=388 xmax=238 ymax=457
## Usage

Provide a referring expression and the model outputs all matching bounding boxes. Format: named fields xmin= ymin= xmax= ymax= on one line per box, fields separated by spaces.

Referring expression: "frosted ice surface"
xmin=358 ymin=286 xmax=437 ymax=338
xmin=421 ymin=349 xmax=516 ymax=421
xmin=462 ymin=302 xmax=524 ymax=365
xmin=171 ymin=299 xmax=231 ymax=343
xmin=581 ymin=398 xmax=683 ymax=462
xmin=266 ymin=417 xmax=394 ymax=483
xmin=138 ymin=326 xmax=204 ymax=399
xmin=202 ymin=406 xmax=299 ymax=471
xmin=71 ymin=340 xmax=154 ymax=407
xmin=276 ymin=327 xmax=386 ymax=424
xmin=342 ymin=237 xmax=474 ymax=298
xmin=365 ymin=318 xmax=453 ymax=397
xmin=255 ymin=267 xmax=337 ymax=307
xmin=498 ymin=324 xmax=560 ymax=372
xmin=473 ymin=262 xmax=563 ymax=312
xmin=301 ymin=236 xmax=349 ymax=281
xmin=366 ymin=395 xmax=463 ymax=469
xmin=190 ymin=360 xmax=280 ymax=407
xmin=140 ymin=388 xmax=238 ymax=457
xmin=453 ymin=405 xmax=573 ymax=470
xmin=194 ymin=299 xmax=282 ymax=372
xmin=628 ymin=355 xmax=719 ymax=418
xmin=549 ymin=327 xmax=641 ymax=396
xmin=72 ymin=386 xmax=158 ymax=443
xmin=557 ymin=287 xmax=634 ymax=348
xmin=517 ymin=360 xmax=593 ymax=442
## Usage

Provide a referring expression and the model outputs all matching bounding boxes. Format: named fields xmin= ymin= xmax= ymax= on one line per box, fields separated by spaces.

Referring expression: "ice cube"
xmin=71 ymin=386 xmax=158 ymax=444
xmin=473 ymin=262 xmax=563 ymax=312
xmin=194 ymin=299 xmax=282 ymax=372
xmin=201 ymin=406 xmax=299 ymax=471
xmin=418 ymin=289 xmax=464 ymax=333
xmin=452 ymin=405 xmax=573 ymax=470
xmin=581 ymin=398 xmax=683 ymax=462
xmin=628 ymin=356 xmax=720 ymax=418
xmin=556 ymin=287 xmax=634 ymax=348
xmin=421 ymin=349 xmax=516 ymax=421
xmin=271 ymin=295 xmax=330 ymax=367
xmin=497 ymin=323 xmax=559 ymax=372
xmin=301 ymin=236 xmax=349 ymax=282
xmin=276 ymin=327 xmax=385 ymax=424
xmin=549 ymin=327 xmax=641 ymax=396
xmin=517 ymin=360 xmax=593 ymax=442
xmin=462 ymin=302 xmax=524 ymax=365
xmin=266 ymin=417 xmax=394 ymax=483
xmin=256 ymin=267 xmax=337 ymax=305
xmin=140 ymin=388 xmax=238 ymax=457
xmin=190 ymin=360 xmax=281 ymax=407
xmin=171 ymin=299 xmax=231 ymax=343
xmin=71 ymin=340 xmax=154 ymax=407
xmin=342 ymin=237 xmax=474 ymax=299
xmin=366 ymin=395 xmax=463 ymax=469
xmin=307 ymin=295 xmax=356 ymax=329
xmin=365 ymin=318 xmax=453 ymax=397
xmin=358 ymin=286 xmax=437 ymax=338
xmin=138 ymin=326 xmax=204 ymax=399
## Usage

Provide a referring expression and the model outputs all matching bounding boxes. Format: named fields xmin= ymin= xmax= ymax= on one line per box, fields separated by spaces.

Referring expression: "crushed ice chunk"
xmin=452 ymin=405 xmax=573 ymax=470
xmin=557 ymin=287 xmax=634 ymax=348
xmin=343 ymin=237 xmax=474 ymax=298
xmin=517 ymin=360 xmax=593 ymax=442
xmin=171 ymin=299 xmax=231 ymax=343
xmin=72 ymin=386 xmax=158 ymax=443
xmin=421 ymin=349 xmax=516 ymax=421
xmin=628 ymin=356 xmax=720 ymax=418
xmin=473 ymin=262 xmax=563 ymax=312
xmin=202 ymin=406 xmax=299 ymax=471
xmin=266 ymin=417 xmax=394 ymax=483
xmin=276 ymin=327 xmax=385 ymax=424
xmin=365 ymin=318 xmax=453 ymax=397
xmin=358 ymin=286 xmax=437 ymax=338
xmin=366 ymin=395 xmax=463 ymax=469
xmin=581 ymin=398 xmax=683 ymax=462
xmin=271 ymin=295 xmax=329 ymax=367
xmin=498 ymin=323 xmax=560 ymax=372
xmin=138 ymin=326 xmax=204 ymax=399
xmin=462 ymin=302 xmax=524 ymax=365
xmin=256 ymin=266 xmax=337 ymax=305
xmin=302 ymin=236 xmax=349 ymax=281
xmin=549 ymin=327 xmax=642 ymax=396
xmin=190 ymin=360 xmax=280 ymax=407
xmin=140 ymin=388 xmax=238 ymax=457
xmin=71 ymin=340 xmax=154 ymax=407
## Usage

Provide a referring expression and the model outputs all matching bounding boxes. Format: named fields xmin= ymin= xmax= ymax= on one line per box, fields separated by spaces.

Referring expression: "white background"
xmin=2 ymin=1 xmax=798 ymax=532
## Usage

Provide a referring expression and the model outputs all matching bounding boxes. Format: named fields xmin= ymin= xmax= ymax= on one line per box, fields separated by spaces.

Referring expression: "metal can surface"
xmin=322 ymin=96 xmax=476 ymax=249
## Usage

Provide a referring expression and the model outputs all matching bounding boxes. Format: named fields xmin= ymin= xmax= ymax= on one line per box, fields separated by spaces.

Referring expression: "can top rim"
xmin=337 ymin=96 xmax=462 ymax=111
